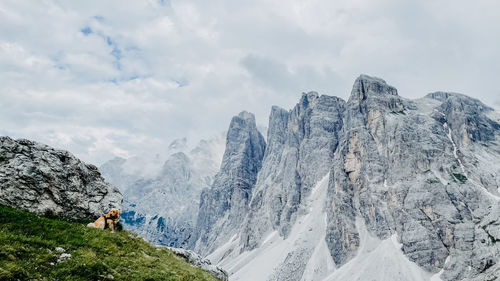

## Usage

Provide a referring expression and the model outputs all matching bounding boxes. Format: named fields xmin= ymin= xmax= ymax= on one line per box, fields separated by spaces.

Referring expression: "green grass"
xmin=0 ymin=205 xmax=220 ymax=281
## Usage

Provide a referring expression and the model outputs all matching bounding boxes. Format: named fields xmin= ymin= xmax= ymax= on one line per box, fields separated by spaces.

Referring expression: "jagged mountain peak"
xmin=100 ymin=156 xmax=126 ymax=168
xmin=297 ymin=91 xmax=346 ymax=112
xmin=349 ymin=74 xmax=399 ymax=102
xmin=426 ymin=91 xmax=466 ymax=102
xmin=193 ymin=111 xmax=266 ymax=254
xmin=160 ymin=152 xmax=191 ymax=177
xmin=100 ymin=132 xmax=226 ymax=248
xmin=224 ymin=111 xmax=265 ymax=166
xmin=236 ymin=110 xmax=256 ymax=121
xmin=428 ymin=91 xmax=500 ymax=147
xmin=299 ymin=91 xmax=319 ymax=107
xmin=347 ymin=74 xmax=404 ymax=116
xmin=166 ymin=151 xmax=190 ymax=163
xmin=271 ymin=105 xmax=287 ymax=112
xmin=266 ymin=106 xmax=289 ymax=145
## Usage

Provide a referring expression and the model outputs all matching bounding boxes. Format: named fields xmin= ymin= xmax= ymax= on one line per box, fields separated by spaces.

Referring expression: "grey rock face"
xmin=326 ymin=75 xmax=406 ymax=265
xmin=193 ymin=111 xmax=266 ymax=255
xmin=165 ymin=247 xmax=228 ymax=281
xmin=0 ymin=137 xmax=122 ymax=219
xmin=429 ymin=91 xmax=500 ymax=146
xmin=325 ymin=75 xmax=500 ymax=279
xmin=194 ymin=75 xmax=500 ymax=281
xmin=241 ymin=92 xmax=345 ymax=252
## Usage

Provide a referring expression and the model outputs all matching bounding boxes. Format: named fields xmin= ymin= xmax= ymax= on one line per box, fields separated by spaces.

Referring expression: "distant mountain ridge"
xmin=100 ymin=133 xmax=226 ymax=248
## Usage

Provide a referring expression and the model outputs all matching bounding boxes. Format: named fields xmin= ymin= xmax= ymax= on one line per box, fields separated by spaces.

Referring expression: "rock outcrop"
xmin=166 ymin=247 xmax=228 ymax=281
xmin=0 ymin=137 xmax=122 ymax=219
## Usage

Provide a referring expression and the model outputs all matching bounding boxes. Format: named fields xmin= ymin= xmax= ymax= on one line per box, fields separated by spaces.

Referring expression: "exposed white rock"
xmin=57 ymin=253 xmax=72 ymax=263
xmin=55 ymin=247 xmax=65 ymax=253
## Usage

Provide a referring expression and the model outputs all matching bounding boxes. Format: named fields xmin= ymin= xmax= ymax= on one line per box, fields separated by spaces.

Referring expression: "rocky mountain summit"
xmin=0 ymin=136 xmax=122 ymax=219
xmin=194 ymin=75 xmax=500 ymax=281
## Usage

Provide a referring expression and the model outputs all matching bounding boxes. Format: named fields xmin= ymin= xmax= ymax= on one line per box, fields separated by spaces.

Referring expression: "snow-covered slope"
xmin=320 ymin=219 xmax=431 ymax=281
xmin=206 ymin=174 xmax=435 ymax=281
xmin=207 ymin=175 xmax=432 ymax=281
xmin=207 ymin=174 xmax=333 ymax=281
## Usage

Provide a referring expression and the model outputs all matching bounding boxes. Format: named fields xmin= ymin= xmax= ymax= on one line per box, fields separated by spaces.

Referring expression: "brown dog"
xmin=87 ymin=208 xmax=120 ymax=232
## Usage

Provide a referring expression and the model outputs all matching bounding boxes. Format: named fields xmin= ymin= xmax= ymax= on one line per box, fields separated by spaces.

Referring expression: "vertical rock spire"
xmin=193 ymin=111 xmax=266 ymax=255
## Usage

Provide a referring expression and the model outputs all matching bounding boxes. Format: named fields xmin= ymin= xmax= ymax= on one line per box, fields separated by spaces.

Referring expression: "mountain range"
xmin=101 ymin=75 xmax=500 ymax=281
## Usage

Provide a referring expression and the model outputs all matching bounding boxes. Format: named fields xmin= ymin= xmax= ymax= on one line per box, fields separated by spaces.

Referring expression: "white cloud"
xmin=1 ymin=0 xmax=499 ymax=165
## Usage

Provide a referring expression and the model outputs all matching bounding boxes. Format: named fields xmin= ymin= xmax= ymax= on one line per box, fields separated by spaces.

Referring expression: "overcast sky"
xmin=1 ymin=0 xmax=499 ymax=165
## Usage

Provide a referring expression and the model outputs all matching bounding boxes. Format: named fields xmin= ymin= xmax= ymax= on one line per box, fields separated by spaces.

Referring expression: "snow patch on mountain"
xmin=208 ymin=173 xmax=434 ymax=281
xmin=321 ymin=218 xmax=431 ymax=281
xmin=208 ymin=174 xmax=332 ymax=281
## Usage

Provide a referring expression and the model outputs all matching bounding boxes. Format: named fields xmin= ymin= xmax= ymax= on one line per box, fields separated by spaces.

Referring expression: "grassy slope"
xmin=0 ymin=205 xmax=219 ymax=281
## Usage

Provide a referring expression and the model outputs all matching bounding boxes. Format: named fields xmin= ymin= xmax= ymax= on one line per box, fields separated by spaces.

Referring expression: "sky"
xmin=1 ymin=0 xmax=499 ymax=166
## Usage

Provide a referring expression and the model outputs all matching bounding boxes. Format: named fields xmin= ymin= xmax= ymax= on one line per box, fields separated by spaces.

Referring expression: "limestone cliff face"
xmin=0 ymin=137 xmax=122 ymax=219
xmin=325 ymin=75 xmax=500 ymax=280
xmin=241 ymin=92 xmax=346 ymax=251
xmin=197 ymin=75 xmax=500 ymax=281
xmin=193 ymin=111 xmax=266 ymax=255
xmin=326 ymin=75 xmax=406 ymax=266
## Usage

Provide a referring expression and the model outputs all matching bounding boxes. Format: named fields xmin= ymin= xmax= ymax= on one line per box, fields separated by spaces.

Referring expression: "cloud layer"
xmin=1 ymin=0 xmax=499 ymax=164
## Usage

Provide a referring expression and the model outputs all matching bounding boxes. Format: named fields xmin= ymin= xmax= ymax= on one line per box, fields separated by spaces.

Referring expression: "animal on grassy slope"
xmin=87 ymin=208 xmax=121 ymax=232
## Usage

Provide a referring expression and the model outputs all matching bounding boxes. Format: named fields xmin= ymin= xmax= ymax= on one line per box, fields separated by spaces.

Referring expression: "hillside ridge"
xmin=0 ymin=205 xmax=226 ymax=281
